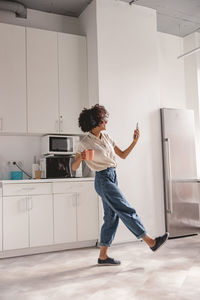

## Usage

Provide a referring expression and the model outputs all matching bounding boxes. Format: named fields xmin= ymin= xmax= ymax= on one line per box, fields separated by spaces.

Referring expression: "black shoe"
xmin=98 ymin=257 xmax=121 ymax=266
xmin=150 ymin=232 xmax=169 ymax=252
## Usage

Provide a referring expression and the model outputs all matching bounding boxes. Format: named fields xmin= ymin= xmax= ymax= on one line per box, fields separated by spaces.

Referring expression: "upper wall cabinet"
xmin=27 ymin=28 xmax=88 ymax=135
xmin=0 ymin=23 xmax=27 ymax=133
xmin=27 ymin=28 xmax=59 ymax=134
xmin=0 ymin=24 xmax=88 ymax=135
xmin=58 ymin=33 xmax=88 ymax=134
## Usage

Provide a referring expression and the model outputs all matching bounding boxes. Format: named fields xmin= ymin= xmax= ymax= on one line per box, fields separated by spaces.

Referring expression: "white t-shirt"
xmin=76 ymin=132 xmax=117 ymax=171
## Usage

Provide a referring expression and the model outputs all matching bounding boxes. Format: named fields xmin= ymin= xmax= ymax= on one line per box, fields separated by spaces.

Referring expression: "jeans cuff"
xmin=98 ymin=242 xmax=111 ymax=247
xmin=137 ymin=231 xmax=146 ymax=239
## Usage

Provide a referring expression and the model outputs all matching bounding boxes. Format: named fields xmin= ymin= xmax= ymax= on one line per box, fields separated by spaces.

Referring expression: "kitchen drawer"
xmin=53 ymin=181 xmax=87 ymax=194
xmin=3 ymin=183 xmax=52 ymax=196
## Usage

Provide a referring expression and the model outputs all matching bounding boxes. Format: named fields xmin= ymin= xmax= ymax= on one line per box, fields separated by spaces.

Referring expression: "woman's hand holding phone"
xmin=133 ymin=122 xmax=140 ymax=142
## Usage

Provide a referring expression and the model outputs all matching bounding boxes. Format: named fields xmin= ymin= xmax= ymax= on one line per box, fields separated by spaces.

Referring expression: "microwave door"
xmin=50 ymin=137 xmax=69 ymax=153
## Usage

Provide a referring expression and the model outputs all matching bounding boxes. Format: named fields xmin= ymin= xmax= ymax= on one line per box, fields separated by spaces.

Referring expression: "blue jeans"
xmin=95 ymin=167 xmax=146 ymax=247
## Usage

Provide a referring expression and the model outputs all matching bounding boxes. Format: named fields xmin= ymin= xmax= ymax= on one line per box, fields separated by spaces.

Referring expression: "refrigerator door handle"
xmin=164 ymin=138 xmax=173 ymax=214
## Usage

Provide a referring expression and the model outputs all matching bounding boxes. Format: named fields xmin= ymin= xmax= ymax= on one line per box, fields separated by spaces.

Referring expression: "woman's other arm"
xmin=72 ymin=151 xmax=86 ymax=171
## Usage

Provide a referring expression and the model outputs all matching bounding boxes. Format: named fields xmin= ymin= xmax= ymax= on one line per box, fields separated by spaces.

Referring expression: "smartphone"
xmin=134 ymin=122 xmax=139 ymax=139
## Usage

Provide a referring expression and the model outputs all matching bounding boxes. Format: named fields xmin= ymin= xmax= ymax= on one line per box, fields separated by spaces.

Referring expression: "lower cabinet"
xmin=0 ymin=197 xmax=2 ymax=251
xmin=53 ymin=181 xmax=99 ymax=244
xmin=3 ymin=196 xmax=29 ymax=250
xmin=1 ymin=180 xmax=98 ymax=255
xmin=3 ymin=194 xmax=53 ymax=250
xmin=54 ymin=193 xmax=77 ymax=244
xmin=77 ymin=182 xmax=99 ymax=241
xmin=29 ymin=195 xmax=53 ymax=247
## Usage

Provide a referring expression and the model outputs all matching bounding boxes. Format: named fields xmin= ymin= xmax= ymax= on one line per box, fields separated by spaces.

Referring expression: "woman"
xmin=72 ymin=104 xmax=168 ymax=266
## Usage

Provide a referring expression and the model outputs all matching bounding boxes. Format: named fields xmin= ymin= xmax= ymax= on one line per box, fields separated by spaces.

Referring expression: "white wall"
xmin=0 ymin=9 xmax=81 ymax=35
xmin=0 ymin=136 xmax=41 ymax=180
xmin=158 ymin=32 xmax=187 ymax=109
xmin=184 ymin=32 xmax=200 ymax=176
xmin=95 ymin=0 xmax=165 ymax=242
xmin=81 ymin=0 xmax=189 ymax=243
xmin=79 ymin=1 xmax=99 ymax=107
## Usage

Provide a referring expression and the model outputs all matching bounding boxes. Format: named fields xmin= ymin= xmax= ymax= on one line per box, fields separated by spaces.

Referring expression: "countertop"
xmin=0 ymin=177 xmax=95 ymax=184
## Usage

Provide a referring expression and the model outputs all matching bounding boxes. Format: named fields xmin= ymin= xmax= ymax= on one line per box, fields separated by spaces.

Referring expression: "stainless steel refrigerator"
xmin=161 ymin=108 xmax=200 ymax=238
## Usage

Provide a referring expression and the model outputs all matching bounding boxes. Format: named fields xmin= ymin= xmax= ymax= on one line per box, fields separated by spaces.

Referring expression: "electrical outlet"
xmin=7 ymin=160 xmax=15 ymax=165
xmin=8 ymin=160 xmax=24 ymax=167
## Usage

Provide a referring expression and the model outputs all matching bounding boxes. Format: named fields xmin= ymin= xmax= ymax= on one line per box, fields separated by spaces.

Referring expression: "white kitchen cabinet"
xmin=27 ymin=28 xmax=88 ymax=135
xmin=0 ymin=197 xmax=2 ymax=251
xmin=27 ymin=27 xmax=59 ymax=134
xmin=0 ymin=23 xmax=88 ymax=135
xmin=53 ymin=181 xmax=98 ymax=244
xmin=54 ymin=193 xmax=77 ymax=244
xmin=2 ymin=183 xmax=53 ymax=250
xmin=1 ymin=180 xmax=97 ymax=256
xmin=58 ymin=33 xmax=88 ymax=134
xmin=3 ymin=196 xmax=29 ymax=250
xmin=29 ymin=195 xmax=53 ymax=247
xmin=0 ymin=23 xmax=26 ymax=133
xmin=77 ymin=182 xmax=99 ymax=241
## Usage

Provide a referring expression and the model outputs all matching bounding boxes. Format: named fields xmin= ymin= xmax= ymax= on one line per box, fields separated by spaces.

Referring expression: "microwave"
xmin=40 ymin=155 xmax=82 ymax=179
xmin=41 ymin=135 xmax=80 ymax=155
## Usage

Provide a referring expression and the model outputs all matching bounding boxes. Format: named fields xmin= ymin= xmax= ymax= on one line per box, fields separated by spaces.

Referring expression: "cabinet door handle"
xmin=72 ymin=193 xmax=77 ymax=207
xmin=76 ymin=193 xmax=80 ymax=206
xmin=27 ymin=197 xmax=33 ymax=210
xmin=55 ymin=119 xmax=59 ymax=132
xmin=60 ymin=115 xmax=63 ymax=132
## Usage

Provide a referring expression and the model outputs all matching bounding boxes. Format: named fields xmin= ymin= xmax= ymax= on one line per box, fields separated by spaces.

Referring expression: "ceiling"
xmin=126 ymin=0 xmax=200 ymax=37
xmin=7 ymin=0 xmax=200 ymax=37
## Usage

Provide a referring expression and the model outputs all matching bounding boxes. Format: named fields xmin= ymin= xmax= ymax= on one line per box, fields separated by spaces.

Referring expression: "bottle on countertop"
xmin=32 ymin=156 xmax=39 ymax=179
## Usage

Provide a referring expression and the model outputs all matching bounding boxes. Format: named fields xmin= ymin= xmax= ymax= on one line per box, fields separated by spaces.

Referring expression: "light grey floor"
xmin=0 ymin=235 xmax=200 ymax=300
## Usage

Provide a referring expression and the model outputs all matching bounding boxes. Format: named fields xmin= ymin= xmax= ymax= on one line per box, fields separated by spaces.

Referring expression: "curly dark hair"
xmin=78 ymin=104 xmax=109 ymax=132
